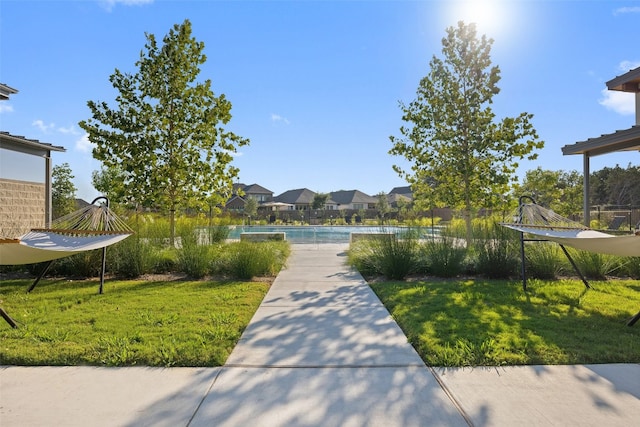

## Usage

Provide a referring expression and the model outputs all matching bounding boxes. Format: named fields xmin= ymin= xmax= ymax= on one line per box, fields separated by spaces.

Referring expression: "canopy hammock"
xmin=500 ymin=196 xmax=640 ymax=326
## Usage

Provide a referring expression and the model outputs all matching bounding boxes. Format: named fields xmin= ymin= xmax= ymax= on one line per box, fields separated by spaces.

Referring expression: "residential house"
xmin=329 ymin=190 xmax=378 ymax=211
xmin=274 ymin=188 xmax=316 ymax=210
xmin=387 ymin=186 xmax=413 ymax=208
xmin=225 ymin=183 xmax=273 ymax=211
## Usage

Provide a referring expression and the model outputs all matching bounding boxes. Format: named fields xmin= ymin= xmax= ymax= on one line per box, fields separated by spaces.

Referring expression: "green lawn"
xmin=371 ymin=278 xmax=640 ymax=366
xmin=2 ymin=277 xmax=639 ymax=367
xmin=0 ymin=278 xmax=269 ymax=367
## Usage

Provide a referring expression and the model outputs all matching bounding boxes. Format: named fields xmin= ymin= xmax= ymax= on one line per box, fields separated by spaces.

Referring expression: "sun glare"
xmin=446 ymin=0 xmax=512 ymax=40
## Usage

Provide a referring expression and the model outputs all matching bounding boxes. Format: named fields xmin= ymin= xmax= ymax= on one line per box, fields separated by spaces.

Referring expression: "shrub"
xmin=623 ymin=257 xmax=640 ymax=279
xmin=151 ymin=249 xmax=177 ymax=274
xmin=225 ymin=241 xmax=289 ymax=280
xmin=569 ymin=250 xmax=625 ymax=280
xmin=202 ymin=226 xmax=230 ymax=244
xmin=351 ymin=230 xmax=419 ymax=280
xmin=347 ymin=240 xmax=379 ymax=278
xmin=108 ymin=236 xmax=154 ymax=278
xmin=420 ymin=237 xmax=467 ymax=278
xmin=472 ymin=221 xmax=520 ymax=279
xmin=177 ymin=230 xmax=212 ymax=279
xmin=525 ymin=242 xmax=563 ymax=280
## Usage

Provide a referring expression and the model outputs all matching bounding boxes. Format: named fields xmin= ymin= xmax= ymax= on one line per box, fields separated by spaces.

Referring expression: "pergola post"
xmin=583 ymin=153 xmax=590 ymax=226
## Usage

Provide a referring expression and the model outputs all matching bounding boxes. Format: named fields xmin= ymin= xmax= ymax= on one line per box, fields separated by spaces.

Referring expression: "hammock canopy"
xmin=0 ymin=199 xmax=133 ymax=266
xmin=500 ymin=203 xmax=640 ymax=258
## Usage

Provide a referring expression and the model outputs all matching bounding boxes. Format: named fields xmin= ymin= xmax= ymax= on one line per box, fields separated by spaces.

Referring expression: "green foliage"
xmin=0 ymin=279 xmax=269 ymax=366
xmin=243 ymin=197 xmax=258 ymax=220
xmin=623 ymin=257 xmax=640 ymax=279
xmin=375 ymin=192 xmax=391 ymax=223
xmin=348 ymin=232 xmax=419 ymax=280
xmin=51 ymin=163 xmax=77 ymax=219
xmin=222 ymin=241 xmax=290 ymax=280
xmin=371 ymin=279 xmax=640 ymax=366
xmin=518 ymin=167 xmax=583 ymax=216
xmin=202 ymin=225 xmax=230 ymax=244
xmin=591 ymin=164 xmax=640 ymax=206
xmin=524 ymin=242 xmax=563 ymax=280
xmin=471 ymin=221 xmax=520 ymax=278
xmin=108 ymin=236 xmax=155 ymax=278
xmin=569 ymin=250 xmax=625 ymax=280
xmin=312 ymin=193 xmax=329 ymax=210
xmin=91 ymin=166 xmax=127 ymax=206
xmin=79 ymin=19 xmax=249 ymax=244
xmin=177 ymin=230 xmax=212 ymax=279
xmin=420 ymin=237 xmax=467 ymax=277
xmin=389 ymin=22 xmax=543 ymax=242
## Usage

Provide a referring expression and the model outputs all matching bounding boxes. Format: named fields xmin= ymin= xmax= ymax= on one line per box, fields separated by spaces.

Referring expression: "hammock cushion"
xmin=502 ymin=223 xmax=640 ymax=257
xmin=0 ymin=231 xmax=131 ymax=265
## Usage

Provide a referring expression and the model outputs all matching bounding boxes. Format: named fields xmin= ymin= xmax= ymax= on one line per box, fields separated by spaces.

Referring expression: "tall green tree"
xmin=375 ymin=191 xmax=391 ymax=224
xmin=312 ymin=193 xmax=329 ymax=210
xmin=52 ymin=163 xmax=77 ymax=219
xmin=80 ymin=19 xmax=249 ymax=245
xmin=92 ymin=165 xmax=127 ymax=206
xmin=591 ymin=164 xmax=640 ymax=206
xmin=518 ymin=167 xmax=582 ymax=216
xmin=389 ymin=22 xmax=543 ymax=242
xmin=244 ymin=196 xmax=258 ymax=225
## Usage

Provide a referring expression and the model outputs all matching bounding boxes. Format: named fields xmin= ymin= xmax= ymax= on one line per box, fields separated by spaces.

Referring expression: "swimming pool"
xmin=225 ymin=225 xmax=439 ymax=244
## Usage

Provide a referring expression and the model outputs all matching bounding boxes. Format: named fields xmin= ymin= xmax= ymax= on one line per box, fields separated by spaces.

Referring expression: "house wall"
xmin=0 ymin=178 xmax=46 ymax=238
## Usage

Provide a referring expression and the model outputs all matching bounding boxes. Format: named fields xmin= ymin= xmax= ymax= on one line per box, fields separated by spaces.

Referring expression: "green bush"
xmin=347 ymin=240 xmax=379 ymax=278
xmin=151 ymin=249 xmax=177 ymax=274
xmin=569 ymin=250 xmax=625 ymax=280
xmin=27 ymin=250 xmax=103 ymax=278
xmin=525 ymin=242 xmax=563 ymax=280
xmin=224 ymin=241 xmax=289 ymax=280
xmin=202 ymin=226 xmax=230 ymax=244
xmin=420 ymin=237 xmax=467 ymax=278
xmin=472 ymin=222 xmax=520 ymax=279
xmin=177 ymin=230 xmax=212 ymax=279
xmin=108 ymin=236 xmax=154 ymax=278
xmin=349 ymin=231 xmax=419 ymax=280
xmin=623 ymin=257 xmax=640 ymax=279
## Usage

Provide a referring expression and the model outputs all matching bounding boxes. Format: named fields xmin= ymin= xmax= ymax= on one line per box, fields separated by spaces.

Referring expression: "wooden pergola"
xmin=561 ymin=66 xmax=640 ymax=225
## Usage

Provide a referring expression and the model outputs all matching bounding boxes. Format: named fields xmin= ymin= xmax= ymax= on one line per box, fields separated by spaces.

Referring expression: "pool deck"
xmin=1 ymin=243 xmax=639 ymax=426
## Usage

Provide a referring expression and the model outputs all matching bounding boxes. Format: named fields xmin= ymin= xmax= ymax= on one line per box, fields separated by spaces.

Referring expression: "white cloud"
xmin=598 ymin=60 xmax=640 ymax=115
xmin=599 ymin=89 xmax=635 ymax=115
xmin=32 ymin=119 xmax=56 ymax=133
xmin=271 ymin=113 xmax=290 ymax=125
xmin=58 ymin=125 xmax=81 ymax=135
xmin=75 ymin=134 xmax=95 ymax=153
xmin=99 ymin=0 xmax=154 ymax=12
xmin=613 ymin=6 xmax=640 ymax=16
xmin=0 ymin=104 xmax=13 ymax=114
xmin=618 ymin=60 xmax=640 ymax=72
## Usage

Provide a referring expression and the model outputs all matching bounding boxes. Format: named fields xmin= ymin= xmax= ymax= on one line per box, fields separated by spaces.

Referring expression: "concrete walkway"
xmin=2 ymin=244 xmax=639 ymax=426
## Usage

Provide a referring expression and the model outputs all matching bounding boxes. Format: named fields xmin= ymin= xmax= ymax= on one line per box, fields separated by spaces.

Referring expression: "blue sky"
xmin=1 ymin=0 xmax=639 ymax=201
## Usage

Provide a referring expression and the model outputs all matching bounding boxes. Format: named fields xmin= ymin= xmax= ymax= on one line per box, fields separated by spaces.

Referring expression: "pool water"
xmin=225 ymin=225 xmax=438 ymax=244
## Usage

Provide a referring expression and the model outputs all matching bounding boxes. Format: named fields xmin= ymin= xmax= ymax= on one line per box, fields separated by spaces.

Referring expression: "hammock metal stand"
xmin=515 ymin=196 xmax=591 ymax=292
xmin=0 ymin=196 xmax=132 ymax=328
xmin=25 ymin=196 xmax=112 ymax=295
xmin=509 ymin=196 xmax=638 ymax=327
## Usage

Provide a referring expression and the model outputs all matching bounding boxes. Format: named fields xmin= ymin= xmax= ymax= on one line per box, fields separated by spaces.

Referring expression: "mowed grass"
xmin=0 ymin=278 xmax=269 ymax=367
xmin=371 ymin=279 xmax=640 ymax=366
